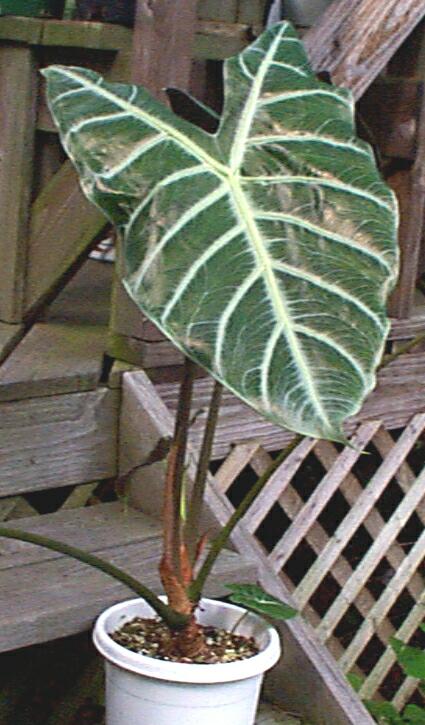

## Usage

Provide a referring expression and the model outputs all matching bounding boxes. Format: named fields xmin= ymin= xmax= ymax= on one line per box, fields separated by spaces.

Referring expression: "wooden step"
xmin=0 ymin=502 xmax=257 ymax=652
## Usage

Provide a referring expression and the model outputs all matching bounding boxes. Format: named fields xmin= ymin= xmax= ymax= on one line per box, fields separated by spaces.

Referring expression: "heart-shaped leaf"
xmin=43 ymin=22 xmax=398 ymax=441
xmin=225 ymin=583 xmax=298 ymax=620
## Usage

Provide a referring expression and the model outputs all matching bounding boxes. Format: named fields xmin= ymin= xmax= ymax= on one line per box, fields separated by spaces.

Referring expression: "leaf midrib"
xmin=227 ymin=172 xmax=331 ymax=428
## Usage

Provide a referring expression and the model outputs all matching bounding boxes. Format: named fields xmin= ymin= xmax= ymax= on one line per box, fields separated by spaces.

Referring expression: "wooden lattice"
xmin=0 ymin=482 xmax=101 ymax=523
xmin=212 ymin=415 xmax=425 ymax=709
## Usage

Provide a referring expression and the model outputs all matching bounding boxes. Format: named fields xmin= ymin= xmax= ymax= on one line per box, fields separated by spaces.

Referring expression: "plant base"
xmin=93 ymin=598 xmax=281 ymax=725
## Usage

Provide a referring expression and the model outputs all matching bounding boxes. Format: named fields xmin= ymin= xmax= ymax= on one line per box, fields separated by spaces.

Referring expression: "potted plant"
xmin=0 ymin=21 xmax=398 ymax=725
xmin=0 ymin=0 xmax=65 ymax=17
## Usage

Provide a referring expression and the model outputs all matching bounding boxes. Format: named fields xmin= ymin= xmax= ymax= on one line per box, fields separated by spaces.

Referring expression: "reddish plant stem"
xmin=189 ymin=434 xmax=303 ymax=601
xmin=185 ymin=380 xmax=223 ymax=562
xmin=161 ymin=358 xmax=196 ymax=607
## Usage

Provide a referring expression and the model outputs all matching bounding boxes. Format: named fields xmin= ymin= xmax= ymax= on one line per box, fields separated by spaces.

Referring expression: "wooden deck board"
xmin=0 ymin=502 xmax=256 ymax=652
xmin=0 ymin=322 xmax=24 ymax=365
xmin=0 ymin=322 xmax=106 ymax=401
xmin=0 ymin=388 xmax=118 ymax=496
xmin=0 ymin=16 xmax=251 ymax=59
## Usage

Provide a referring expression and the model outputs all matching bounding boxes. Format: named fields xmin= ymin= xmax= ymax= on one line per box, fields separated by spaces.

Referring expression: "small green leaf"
xmin=390 ymin=637 xmax=425 ymax=681
xmin=403 ymin=704 xmax=425 ymax=725
xmin=365 ymin=700 xmax=404 ymax=725
xmin=225 ymin=583 xmax=298 ymax=620
xmin=347 ymin=672 xmax=365 ymax=692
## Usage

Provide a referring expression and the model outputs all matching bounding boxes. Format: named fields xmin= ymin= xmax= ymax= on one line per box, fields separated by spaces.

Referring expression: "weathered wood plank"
xmin=45 ymin=258 xmax=112 ymax=327
xmin=304 ymin=0 xmax=425 ymax=98
xmin=0 ymin=16 xmax=251 ymax=60
xmin=0 ymin=322 xmax=106 ymax=401
xmin=0 ymin=502 xmax=158 ymax=567
xmin=0 ymin=388 xmax=119 ymax=496
xmin=194 ymin=20 xmax=251 ymax=59
xmin=0 ymin=322 xmax=24 ymax=365
xmin=390 ymin=305 xmax=425 ymax=338
xmin=0 ymin=45 xmax=37 ymax=322
xmin=237 ymin=0 xmax=266 ymax=27
xmin=389 ymin=85 xmax=425 ymax=317
xmin=109 ymin=0 xmax=199 ymax=361
xmin=108 ymin=360 xmax=139 ymax=389
xmin=24 ymin=161 xmax=106 ymax=315
xmin=198 ymin=0 xmax=238 ymax=23
xmin=132 ymin=0 xmax=205 ymax=95
xmin=41 ymin=18 xmax=131 ymax=49
xmin=109 ymin=329 xmax=183 ymax=367
xmin=0 ymin=15 xmax=43 ymax=43
xmin=0 ymin=503 xmax=255 ymax=652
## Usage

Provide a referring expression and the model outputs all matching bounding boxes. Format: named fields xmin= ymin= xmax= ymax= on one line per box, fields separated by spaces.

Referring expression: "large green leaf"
xmin=43 ymin=22 xmax=398 ymax=441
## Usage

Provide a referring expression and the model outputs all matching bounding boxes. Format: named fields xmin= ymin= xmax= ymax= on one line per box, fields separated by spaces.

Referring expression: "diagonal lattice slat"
xmin=358 ymin=589 xmax=425 ymax=700
xmin=268 ymin=421 xmax=381 ymax=570
xmin=293 ymin=413 xmax=425 ymax=604
xmin=211 ymin=412 xmax=425 ymax=710
xmin=316 ymin=464 xmax=425 ymax=642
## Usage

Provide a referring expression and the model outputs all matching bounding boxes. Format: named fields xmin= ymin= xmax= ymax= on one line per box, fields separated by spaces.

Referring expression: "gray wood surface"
xmin=0 ymin=322 xmax=24 ymax=365
xmin=0 ymin=323 xmax=106 ymax=401
xmin=304 ymin=0 xmax=425 ymax=99
xmin=0 ymin=388 xmax=118 ymax=496
xmin=0 ymin=502 xmax=256 ymax=652
xmin=109 ymin=0 xmax=198 ymax=362
xmin=24 ymin=162 xmax=106 ymax=316
xmin=389 ymin=88 xmax=425 ymax=317
xmin=0 ymin=45 xmax=37 ymax=322
xmin=44 ymin=259 xmax=112 ymax=327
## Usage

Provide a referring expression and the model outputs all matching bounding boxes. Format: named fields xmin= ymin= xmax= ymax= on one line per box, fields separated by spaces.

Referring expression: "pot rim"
xmin=93 ymin=597 xmax=281 ymax=683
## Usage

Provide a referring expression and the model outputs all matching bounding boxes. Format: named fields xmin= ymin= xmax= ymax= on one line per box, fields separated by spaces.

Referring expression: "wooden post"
xmin=108 ymin=0 xmax=199 ymax=365
xmin=388 ymin=50 xmax=425 ymax=317
xmin=0 ymin=44 xmax=37 ymax=323
xmin=304 ymin=0 xmax=425 ymax=98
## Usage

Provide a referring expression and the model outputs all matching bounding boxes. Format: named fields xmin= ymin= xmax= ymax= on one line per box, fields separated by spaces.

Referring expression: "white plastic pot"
xmin=93 ymin=597 xmax=281 ymax=725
